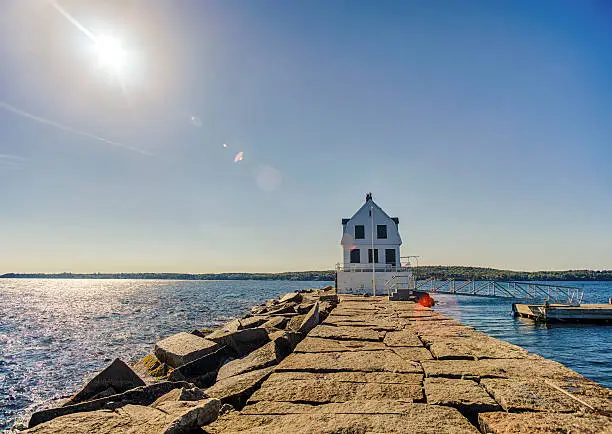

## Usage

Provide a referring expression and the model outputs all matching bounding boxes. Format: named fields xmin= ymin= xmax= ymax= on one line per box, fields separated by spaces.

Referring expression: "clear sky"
xmin=0 ymin=0 xmax=611 ymax=273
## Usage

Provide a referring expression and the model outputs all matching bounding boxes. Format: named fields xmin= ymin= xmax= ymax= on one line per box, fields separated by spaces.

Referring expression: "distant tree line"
xmin=1 ymin=267 xmax=611 ymax=281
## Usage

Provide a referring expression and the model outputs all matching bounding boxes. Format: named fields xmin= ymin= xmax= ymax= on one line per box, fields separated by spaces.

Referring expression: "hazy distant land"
xmin=1 ymin=267 xmax=611 ymax=281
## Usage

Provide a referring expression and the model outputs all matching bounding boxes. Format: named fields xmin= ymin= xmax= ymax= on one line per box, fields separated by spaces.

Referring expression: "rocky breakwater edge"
xmin=22 ymin=287 xmax=337 ymax=433
xmin=20 ymin=290 xmax=612 ymax=433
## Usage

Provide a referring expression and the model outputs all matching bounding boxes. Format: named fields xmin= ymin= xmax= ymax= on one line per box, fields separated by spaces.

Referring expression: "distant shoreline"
xmin=1 ymin=266 xmax=611 ymax=281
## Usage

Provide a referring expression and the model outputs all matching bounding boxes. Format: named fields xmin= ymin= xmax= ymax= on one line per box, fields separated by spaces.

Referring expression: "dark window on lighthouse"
xmin=354 ymin=225 xmax=365 ymax=239
xmin=368 ymin=249 xmax=379 ymax=263
xmin=350 ymin=249 xmax=361 ymax=263
xmin=377 ymin=225 xmax=387 ymax=239
xmin=385 ymin=249 xmax=397 ymax=266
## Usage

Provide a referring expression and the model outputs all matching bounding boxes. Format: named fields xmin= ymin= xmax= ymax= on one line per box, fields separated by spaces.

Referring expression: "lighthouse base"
xmin=336 ymin=271 xmax=410 ymax=295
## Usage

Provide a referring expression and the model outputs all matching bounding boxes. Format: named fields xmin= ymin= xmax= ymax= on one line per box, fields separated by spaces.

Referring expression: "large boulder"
xmin=168 ymin=346 xmax=233 ymax=387
xmin=155 ymin=332 xmax=220 ymax=368
xmin=205 ymin=367 xmax=274 ymax=409
xmin=297 ymin=302 xmax=320 ymax=335
xmin=29 ymin=381 xmax=196 ymax=428
xmin=279 ymin=291 xmax=302 ymax=304
xmin=238 ymin=316 xmax=268 ymax=329
xmin=26 ymin=399 xmax=221 ymax=434
xmin=260 ymin=316 xmax=289 ymax=331
xmin=63 ymin=358 xmax=145 ymax=406
xmin=216 ymin=334 xmax=294 ymax=381
xmin=132 ymin=353 xmax=171 ymax=382
xmin=206 ymin=328 xmax=269 ymax=357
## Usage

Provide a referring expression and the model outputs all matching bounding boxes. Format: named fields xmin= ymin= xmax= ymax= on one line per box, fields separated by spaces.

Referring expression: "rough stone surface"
xmin=63 ymin=358 xmax=145 ymax=406
xmin=260 ymin=317 xmax=288 ymax=331
xmin=205 ymin=367 xmax=274 ymax=409
xmin=27 ymin=398 xmax=221 ymax=434
xmin=426 ymin=335 xmax=530 ymax=360
xmin=205 ymin=328 xmax=270 ymax=357
xmin=132 ymin=353 xmax=171 ymax=382
xmin=296 ymin=302 xmax=319 ymax=335
xmin=478 ymin=411 xmax=612 ymax=434
xmin=481 ymin=378 xmax=598 ymax=413
xmin=293 ymin=336 xmax=387 ymax=353
xmin=249 ymin=378 xmax=423 ymax=404
xmin=421 ymin=357 xmax=587 ymax=380
xmin=204 ymin=402 xmax=478 ymax=433
xmin=167 ymin=346 xmax=232 ymax=387
xmin=276 ymin=351 xmax=422 ymax=373
xmin=424 ymin=378 xmax=500 ymax=413
xmin=308 ymin=324 xmax=383 ymax=341
xmin=392 ymin=346 xmax=434 ymax=361
xmin=152 ymin=387 xmax=208 ymax=407
xmin=239 ymin=317 xmax=268 ymax=330
xmin=157 ymin=399 xmax=221 ymax=433
xmin=278 ymin=292 xmax=302 ymax=304
xmin=383 ymin=330 xmax=423 ymax=347
xmin=29 ymin=381 xmax=196 ymax=428
xmin=155 ymin=332 xmax=220 ymax=368
xmin=216 ymin=337 xmax=292 ymax=381
xmin=264 ymin=371 xmax=423 ymax=385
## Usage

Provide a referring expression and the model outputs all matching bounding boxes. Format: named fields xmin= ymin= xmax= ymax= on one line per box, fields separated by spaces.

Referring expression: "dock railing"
xmin=414 ymin=278 xmax=584 ymax=305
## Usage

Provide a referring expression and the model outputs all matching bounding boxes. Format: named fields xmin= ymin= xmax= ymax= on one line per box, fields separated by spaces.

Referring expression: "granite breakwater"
xmin=21 ymin=287 xmax=612 ymax=433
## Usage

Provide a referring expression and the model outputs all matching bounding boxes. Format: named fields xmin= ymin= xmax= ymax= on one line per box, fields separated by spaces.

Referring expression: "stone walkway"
xmin=205 ymin=295 xmax=611 ymax=433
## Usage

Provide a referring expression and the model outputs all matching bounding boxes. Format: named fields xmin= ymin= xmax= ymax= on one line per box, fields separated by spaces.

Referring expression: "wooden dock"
xmin=513 ymin=302 xmax=612 ymax=323
xmin=205 ymin=294 xmax=611 ymax=433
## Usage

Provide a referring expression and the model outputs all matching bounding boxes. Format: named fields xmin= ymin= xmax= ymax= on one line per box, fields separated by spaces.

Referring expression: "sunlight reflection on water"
xmin=0 ymin=279 xmax=330 ymax=431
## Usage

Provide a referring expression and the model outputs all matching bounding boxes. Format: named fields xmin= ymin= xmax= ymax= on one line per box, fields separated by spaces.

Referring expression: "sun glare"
xmin=93 ymin=35 xmax=127 ymax=74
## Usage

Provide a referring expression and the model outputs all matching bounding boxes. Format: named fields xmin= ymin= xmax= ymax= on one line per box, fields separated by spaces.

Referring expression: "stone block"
xmin=29 ymin=381 xmax=196 ymax=428
xmin=384 ymin=330 xmax=424 ymax=347
xmin=424 ymin=378 xmax=500 ymax=413
xmin=481 ymin=378 xmax=591 ymax=413
xmin=308 ymin=325 xmax=383 ymax=341
xmin=206 ymin=328 xmax=269 ymax=357
xmin=293 ymin=337 xmax=387 ymax=353
xmin=63 ymin=358 xmax=145 ymax=406
xmin=216 ymin=335 xmax=293 ymax=381
xmin=155 ymin=332 xmax=220 ymax=368
xmin=205 ymin=367 xmax=274 ymax=409
xmin=260 ymin=316 xmax=288 ymax=331
xmin=297 ymin=302 xmax=319 ymax=335
xmin=238 ymin=317 xmax=267 ymax=329
xmin=478 ymin=411 xmax=612 ymax=434
xmin=426 ymin=335 xmax=530 ymax=360
xmin=276 ymin=350 xmax=422 ymax=373
xmin=205 ymin=402 xmax=478 ymax=433
xmin=168 ymin=346 xmax=233 ymax=386
xmin=391 ymin=347 xmax=433 ymax=361
xmin=278 ymin=291 xmax=302 ymax=304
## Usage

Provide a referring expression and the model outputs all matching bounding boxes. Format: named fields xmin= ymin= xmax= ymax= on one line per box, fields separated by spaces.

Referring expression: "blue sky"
xmin=0 ymin=0 xmax=611 ymax=273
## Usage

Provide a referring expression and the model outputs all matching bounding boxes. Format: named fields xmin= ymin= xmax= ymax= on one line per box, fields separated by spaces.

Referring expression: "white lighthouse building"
xmin=336 ymin=193 xmax=414 ymax=295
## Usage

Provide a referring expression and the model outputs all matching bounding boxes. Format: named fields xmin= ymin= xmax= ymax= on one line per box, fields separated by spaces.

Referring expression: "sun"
xmin=93 ymin=35 xmax=127 ymax=74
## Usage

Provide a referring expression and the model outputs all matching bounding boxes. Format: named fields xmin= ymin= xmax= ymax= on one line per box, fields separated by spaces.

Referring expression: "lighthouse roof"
xmin=341 ymin=193 xmax=399 ymax=226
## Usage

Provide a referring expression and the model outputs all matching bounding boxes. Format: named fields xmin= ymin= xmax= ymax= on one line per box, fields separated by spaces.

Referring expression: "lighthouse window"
xmin=350 ymin=249 xmax=361 ymax=263
xmin=385 ymin=249 xmax=397 ymax=266
xmin=368 ymin=249 xmax=379 ymax=263
xmin=354 ymin=225 xmax=365 ymax=239
xmin=377 ymin=225 xmax=387 ymax=239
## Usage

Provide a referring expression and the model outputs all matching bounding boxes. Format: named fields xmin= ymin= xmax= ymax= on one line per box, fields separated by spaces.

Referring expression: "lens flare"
xmin=93 ymin=35 xmax=127 ymax=74
xmin=256 ymin=166 xmax=282 ymax=192
xmin=222 ymin=143 xmax=228 ymax=148
xmin=234 ymin=151 xmax=244 ymax=162
xmin=190 ymin=116 xmax=202 ymax=128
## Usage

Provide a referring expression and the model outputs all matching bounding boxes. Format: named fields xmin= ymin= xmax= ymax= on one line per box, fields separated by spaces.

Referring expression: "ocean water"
xmin=0 ymin=279 xmax=331 ymax=431
xmin=0 ymin=279 xmax=610 ymax=431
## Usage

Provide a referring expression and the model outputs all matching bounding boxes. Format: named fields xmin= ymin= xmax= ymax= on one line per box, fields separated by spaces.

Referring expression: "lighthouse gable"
xmin=341 ymin=201 xmax=402 ymax=248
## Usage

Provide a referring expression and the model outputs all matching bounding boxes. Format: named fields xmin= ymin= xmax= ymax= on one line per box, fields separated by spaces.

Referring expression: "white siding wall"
xmin=341 ymin=201 xmax=402 ymax=266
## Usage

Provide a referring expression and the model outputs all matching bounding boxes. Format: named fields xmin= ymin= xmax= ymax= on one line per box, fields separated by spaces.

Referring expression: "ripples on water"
xmin=433 ymin=281 xmax=612 ymax=389
xmin=0 ymin=279 xmax=331 ymax=431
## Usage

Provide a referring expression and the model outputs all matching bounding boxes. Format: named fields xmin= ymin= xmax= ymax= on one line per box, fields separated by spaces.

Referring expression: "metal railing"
xmin=336 ymin=263 xmax=410 ymax=273
xmin=413 ymin=278 xmax=584 ymax=305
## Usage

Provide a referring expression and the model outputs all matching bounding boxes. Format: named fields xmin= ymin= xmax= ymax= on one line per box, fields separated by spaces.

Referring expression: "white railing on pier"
xmin=413 ymin=278 xmax=584 ymax=305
